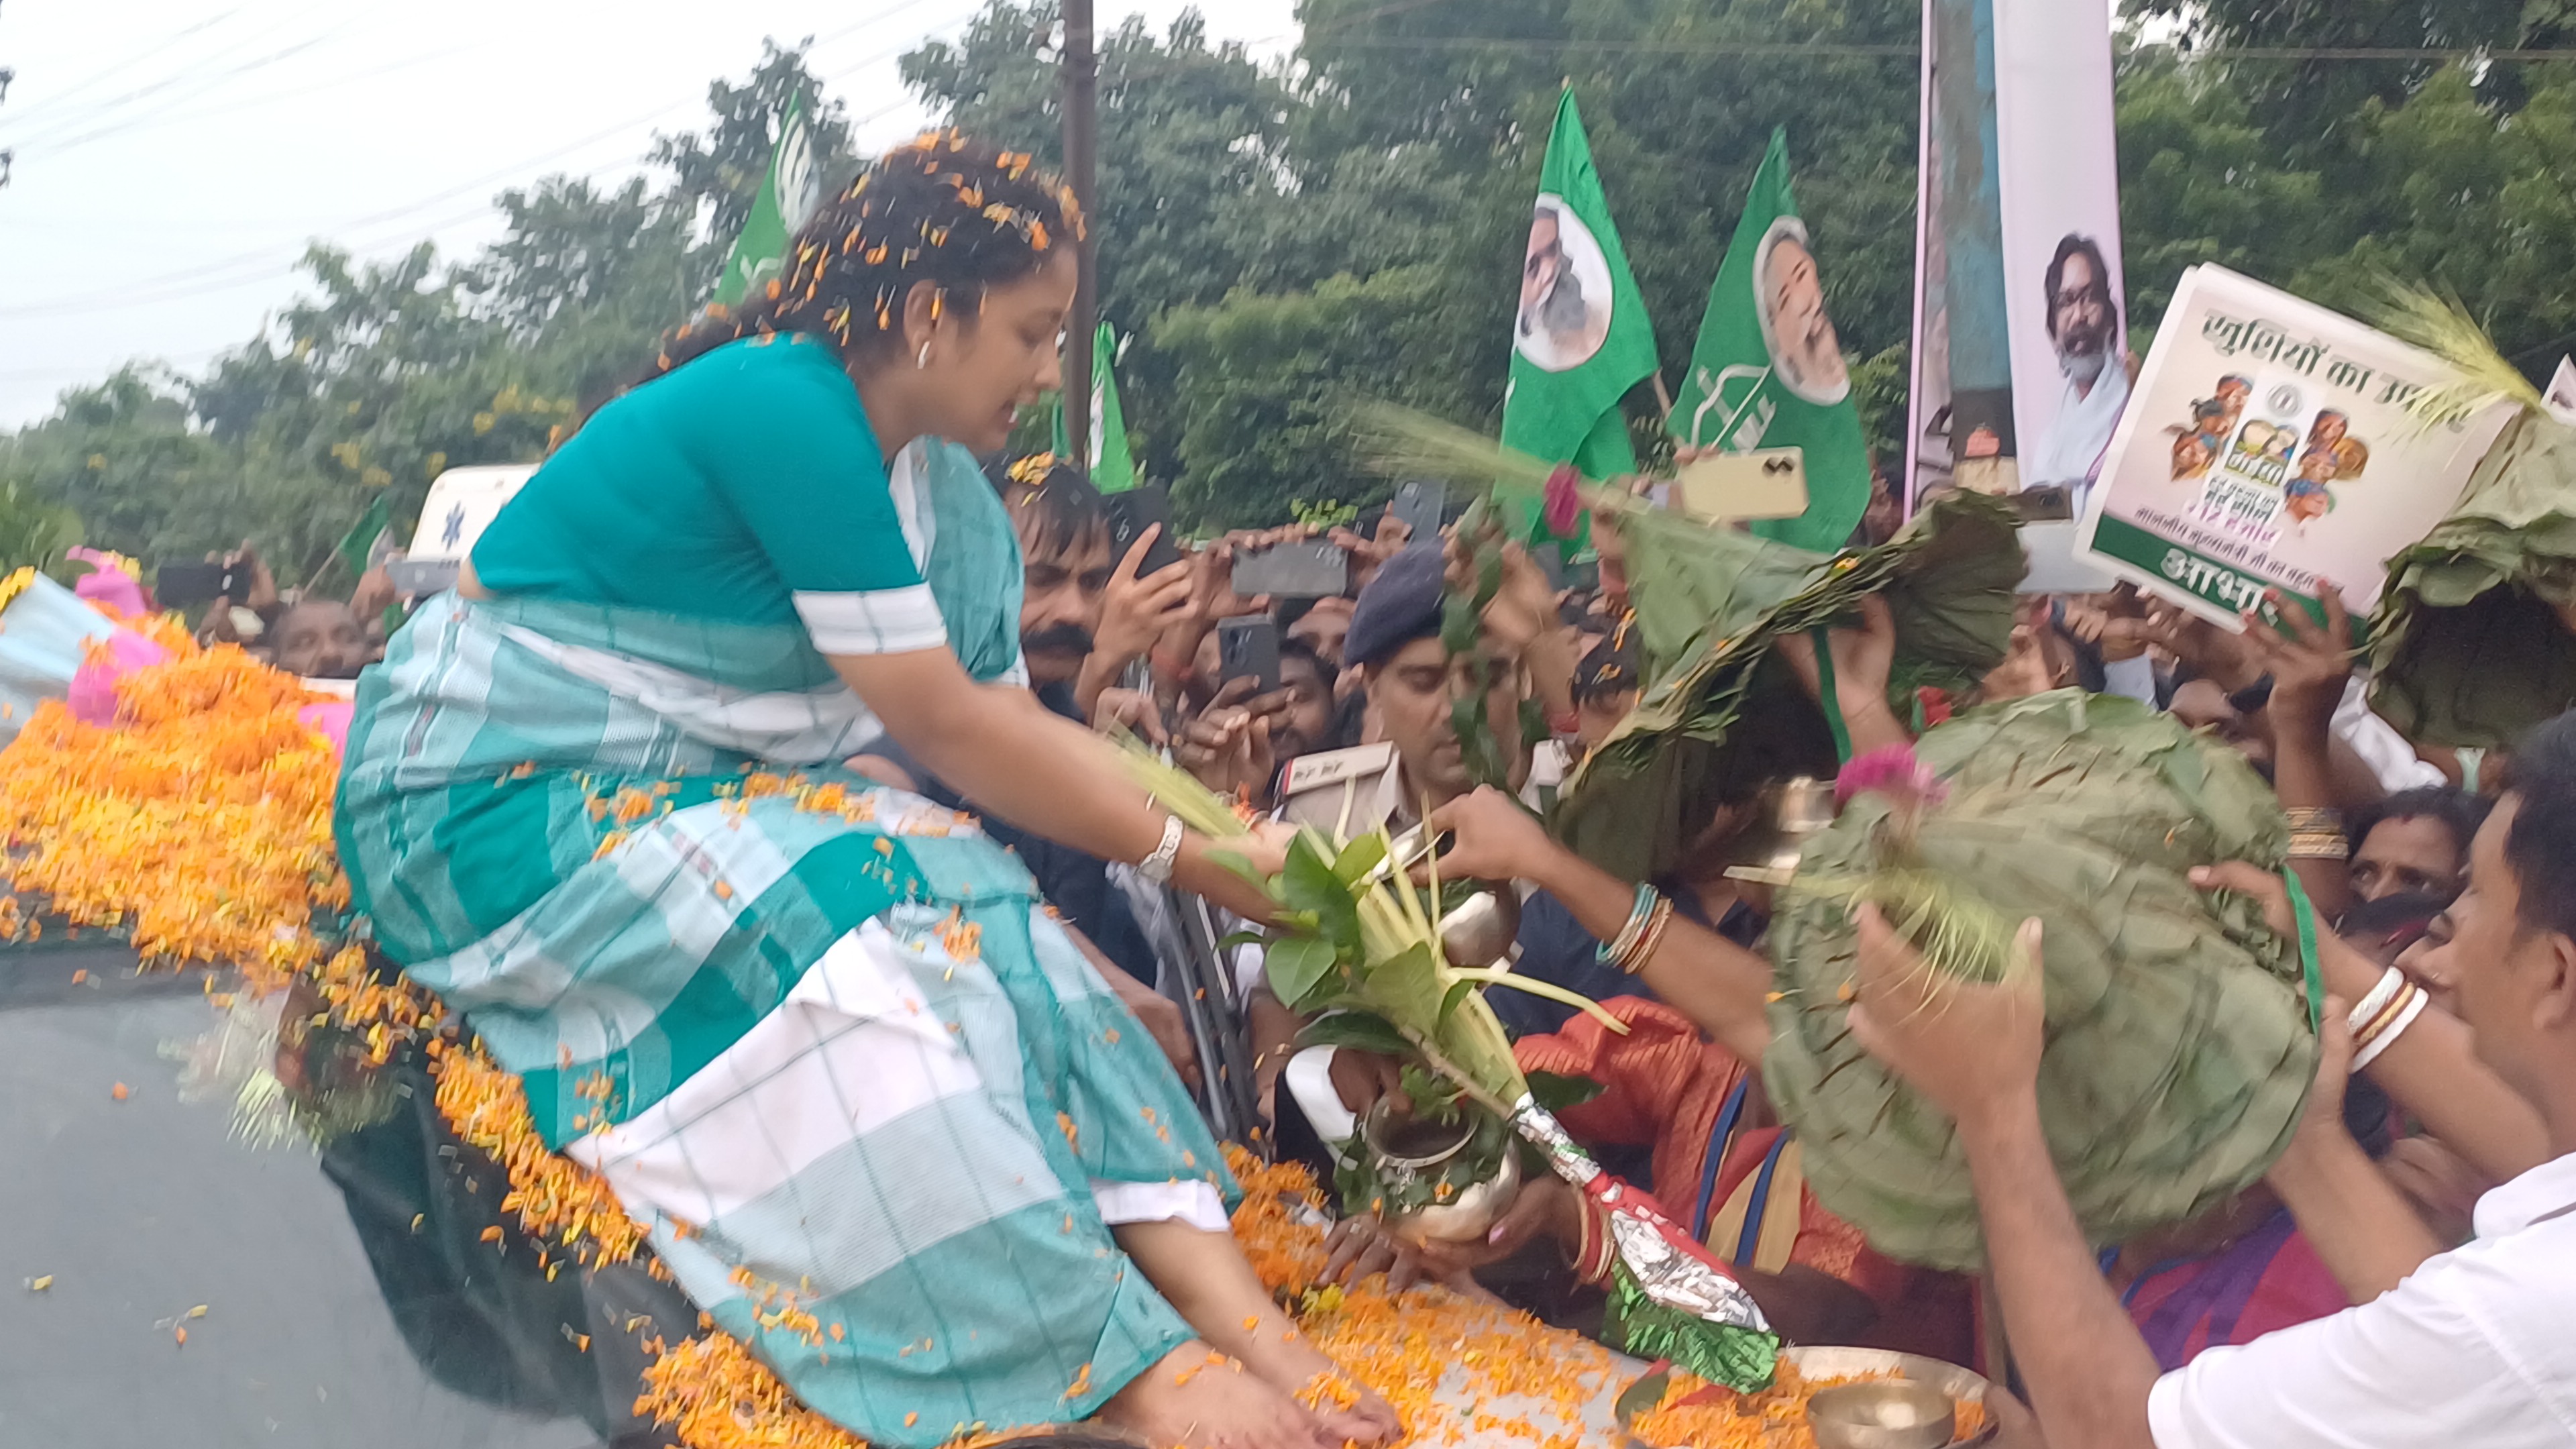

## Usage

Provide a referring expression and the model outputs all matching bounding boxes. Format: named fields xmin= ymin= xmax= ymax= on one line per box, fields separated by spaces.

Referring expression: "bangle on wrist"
xmin=1596 ymin=885 xmax=1660 ymax=965
xmin=2350 ymin=982 xmax=2428 ymax=1071
xmin=2345 ymin=967 xmax=2407 ymax=1036
xmin=1614 ymin=898 xmax=1675 ymax=976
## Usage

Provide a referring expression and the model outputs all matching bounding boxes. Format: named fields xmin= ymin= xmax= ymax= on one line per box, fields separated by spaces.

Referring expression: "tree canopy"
xmin=7 ymin=3 xmax=2575 ymax=563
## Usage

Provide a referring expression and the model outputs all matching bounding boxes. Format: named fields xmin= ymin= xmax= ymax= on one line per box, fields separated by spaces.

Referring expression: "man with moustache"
xmin=2025 ymin=234 xmax=2131 ymax=509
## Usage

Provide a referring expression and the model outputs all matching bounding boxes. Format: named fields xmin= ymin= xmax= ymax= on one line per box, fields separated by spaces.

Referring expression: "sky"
xmin=0 ymin=0 xmax=1301 ymax=426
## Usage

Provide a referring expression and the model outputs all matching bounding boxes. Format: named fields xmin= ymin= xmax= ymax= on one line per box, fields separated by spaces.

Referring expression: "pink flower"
xmin=1835 ymin=743 xmax=1947 ymax=810
xmin=1542 ymin=465 xmax=1582 ymax=539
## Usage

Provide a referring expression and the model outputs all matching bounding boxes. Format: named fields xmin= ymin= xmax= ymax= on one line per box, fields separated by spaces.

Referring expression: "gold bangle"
xmin=2288 ymin=830 xmax=2351 ymax=861
xmin=1617 ymin=898 xmax=1676 ymax=975
xmin=2282 ymin=807 xmax=2345 ymax=834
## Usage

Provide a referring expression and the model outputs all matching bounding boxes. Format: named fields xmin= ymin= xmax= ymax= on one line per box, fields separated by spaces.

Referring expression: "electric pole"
xmin=1061 ymin=0 xmax=1098 ymax=471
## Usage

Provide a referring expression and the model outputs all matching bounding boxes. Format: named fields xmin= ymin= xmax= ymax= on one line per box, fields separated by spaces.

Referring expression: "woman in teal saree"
xmin=335 ymin=133 xmax=1394 ymax=1449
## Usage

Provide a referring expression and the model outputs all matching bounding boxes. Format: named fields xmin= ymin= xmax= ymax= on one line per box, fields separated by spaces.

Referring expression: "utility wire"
xmin=1 ymin=17 xmax=345 ymax=148
xmin=21 ymin=42 xmax=477 ymax=158
xmin=0 ymin=5 xmax=967 ymax=321
xmin=0 ymin=8 xmax=244 ymax=127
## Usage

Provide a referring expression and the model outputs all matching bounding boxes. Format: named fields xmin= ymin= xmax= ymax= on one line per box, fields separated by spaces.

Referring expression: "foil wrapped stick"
xmin=1509 ymin=1095 xmax=1781 ymax=1391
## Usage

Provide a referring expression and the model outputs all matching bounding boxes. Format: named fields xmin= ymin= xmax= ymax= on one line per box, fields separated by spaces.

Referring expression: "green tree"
xmin=651 ymin=40 xmax=862 ymax=250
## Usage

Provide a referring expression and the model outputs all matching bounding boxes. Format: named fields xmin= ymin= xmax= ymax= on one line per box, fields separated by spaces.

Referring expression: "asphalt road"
xmin=0 ymin=943 xmax=676 ymax=1448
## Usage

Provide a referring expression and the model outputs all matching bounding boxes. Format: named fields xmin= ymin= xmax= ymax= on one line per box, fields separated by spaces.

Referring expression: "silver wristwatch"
xmin=1138 ymin=814 xmax=1186 ymax=884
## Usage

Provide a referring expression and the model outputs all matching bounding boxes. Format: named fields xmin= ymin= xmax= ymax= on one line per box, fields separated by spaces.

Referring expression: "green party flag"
xmin=1500 ymin=89 xmax=1660 ymax=542
xmin=1051 ymin=322 xmax=1138 ymax=493
xmin=335 ymin=493 xmax=390 ymax=582
xmin=712 ymin=97 xmax=822 ymax=309
xmin=1668 ymin=129 xmax=1870 ymax=553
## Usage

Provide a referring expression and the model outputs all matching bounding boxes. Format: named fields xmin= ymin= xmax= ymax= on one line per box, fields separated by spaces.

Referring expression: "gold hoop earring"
xmin=916 ymin=341 xmax=932 ymax=370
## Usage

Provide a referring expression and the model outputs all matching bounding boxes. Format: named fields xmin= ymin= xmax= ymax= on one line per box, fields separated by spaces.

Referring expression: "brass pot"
xmin=1374 ymin=824 xmax=1522 ymax=969
xmin=1358 ymin=1098 xmax=1523 ymax=1246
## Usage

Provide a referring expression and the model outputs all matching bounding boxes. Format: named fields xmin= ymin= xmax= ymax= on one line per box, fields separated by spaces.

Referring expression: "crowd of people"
xmin=89 ymin=128 xmax=2574 ymax=1449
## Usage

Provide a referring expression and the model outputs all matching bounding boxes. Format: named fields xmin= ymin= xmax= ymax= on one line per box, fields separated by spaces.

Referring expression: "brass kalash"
xmin=1350 ymin=822 xmax=1524 ymax=1246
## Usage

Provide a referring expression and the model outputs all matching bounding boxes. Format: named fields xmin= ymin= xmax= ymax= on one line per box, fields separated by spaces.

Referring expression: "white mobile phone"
xmin=1675 ymin=447 xmax=1809 ymax=522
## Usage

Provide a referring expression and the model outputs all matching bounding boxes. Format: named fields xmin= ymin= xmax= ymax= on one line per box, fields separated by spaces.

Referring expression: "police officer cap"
xmin=1343 ymin=543 xmax=1447 ymax=669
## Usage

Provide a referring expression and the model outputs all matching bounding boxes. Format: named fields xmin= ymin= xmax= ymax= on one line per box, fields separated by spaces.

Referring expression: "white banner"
xmin=1993 ymin=0 xmax=2129 ymax=519
xmin=2076 ymin=264 xmax=2512 ymax=627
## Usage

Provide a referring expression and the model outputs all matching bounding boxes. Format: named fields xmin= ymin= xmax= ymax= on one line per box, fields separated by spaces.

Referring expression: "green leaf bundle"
xmin=1764 ymin=691 xmax=2316 ymax=1270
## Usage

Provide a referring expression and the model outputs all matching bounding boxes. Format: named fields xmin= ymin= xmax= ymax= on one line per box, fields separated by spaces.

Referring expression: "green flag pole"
xmin=712 ymin=96 xmax=818 ymax=310
xmin=1498 ymin=87 xmax=1660 ymax=546
xmin=1049 ymin=323 xmax=1137 ymax=492
xmin=1667 ymin=127 xmax=1871 ymax=553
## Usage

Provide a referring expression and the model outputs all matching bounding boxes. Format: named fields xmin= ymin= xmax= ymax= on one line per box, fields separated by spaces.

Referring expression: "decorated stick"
xmin=1509 ymin=1095 xmax=1781 ymax=1392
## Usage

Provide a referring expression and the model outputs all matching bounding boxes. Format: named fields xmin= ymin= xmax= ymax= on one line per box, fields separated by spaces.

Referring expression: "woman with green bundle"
xmin=335 ymin=133 xmax=1393 ymax=1449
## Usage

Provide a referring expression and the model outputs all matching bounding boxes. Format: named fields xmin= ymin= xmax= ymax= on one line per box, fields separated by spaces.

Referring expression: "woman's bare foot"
xmin=1097 ymin=1340 xmax=1343 ymax=1449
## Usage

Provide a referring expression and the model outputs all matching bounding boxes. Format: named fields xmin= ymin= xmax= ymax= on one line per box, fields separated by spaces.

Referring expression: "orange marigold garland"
xmin=0 ymin=641 xmax=1967 ymax=1449
xmin=0 ymin=637 xmax=345 ymax=975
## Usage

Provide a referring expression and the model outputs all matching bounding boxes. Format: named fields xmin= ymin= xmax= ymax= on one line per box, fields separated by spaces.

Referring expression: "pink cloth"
xmin=66 ymin=548 xmax=150 ymax=619
xmin=66 ymin=631 xmax=172 ymax=727
xmin=297 ymin=701 xmax=353 ymax=753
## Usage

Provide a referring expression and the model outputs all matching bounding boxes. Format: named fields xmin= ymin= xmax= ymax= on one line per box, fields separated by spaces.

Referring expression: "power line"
xmin=0 ymin=8 xmax=244 ymax=127
xmin=19 ymin=41 xmax=477 ymax=158
xmin=1307 ymin=34 xmax=2576 ymax=62
xmin=0 ymin=5 xmax=968 ymax=321
xmin=0 ymin=17 xmax=345 ymax=148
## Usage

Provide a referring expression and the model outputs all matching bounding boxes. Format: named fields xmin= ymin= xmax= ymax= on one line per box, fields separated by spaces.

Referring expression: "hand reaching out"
xmin=1417 ymin=785 xmax=1558 ymax=886
xmin=1845 ymin=903 xmax=2047 ymax=1133
xmin=1775 ymin=594 xmax=1905 ymax=748
xmin=2237 ymin=584 xmax=2351 ymax=737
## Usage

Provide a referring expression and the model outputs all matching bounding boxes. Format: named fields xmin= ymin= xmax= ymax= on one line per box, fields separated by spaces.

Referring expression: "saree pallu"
xmin=335 ymin=592 xmax=1230 ymax=1446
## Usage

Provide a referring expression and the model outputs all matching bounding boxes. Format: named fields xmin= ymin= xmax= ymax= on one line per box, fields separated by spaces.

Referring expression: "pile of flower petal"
xmin=0 ymin=635 xmax=346 ymax=975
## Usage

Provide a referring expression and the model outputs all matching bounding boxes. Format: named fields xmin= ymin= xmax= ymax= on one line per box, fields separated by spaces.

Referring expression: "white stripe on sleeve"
xmin=794 ymin=584 xmax=949 ymax=656
xmin=1090 ymin=1178 xmax=1231 ymax=1232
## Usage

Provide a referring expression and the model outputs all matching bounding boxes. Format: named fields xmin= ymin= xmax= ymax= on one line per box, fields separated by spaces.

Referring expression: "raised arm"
xmin=1845 ymin=909 xmax=2163 ymax=1449
xmin=2193 ymin=863 xmax=2550 ymax=1185
xmin=1424 ymin=786 xmax=1775 ymax=1066
xmin=2263 ymin=1005 xmax=2446 ymax=1301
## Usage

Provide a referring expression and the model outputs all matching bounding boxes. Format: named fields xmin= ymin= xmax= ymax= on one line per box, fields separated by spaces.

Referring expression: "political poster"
xmin=1993 ymin=0 xmax=2130 ymax=520
xmin=2076 ymin=264 xmax=2513 ymax=627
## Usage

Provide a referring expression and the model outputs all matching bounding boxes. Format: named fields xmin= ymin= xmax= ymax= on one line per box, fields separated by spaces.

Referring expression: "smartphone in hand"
xmin=1103 ymin=483 xmax=1185 ymax=577
xmin=157 ymin=561 xmax=247 ymax=606
xmin=1216 ymin=615 xmax=1281 ymax=696
xmin=1230 ymin=541 xmax=1348 ymax=599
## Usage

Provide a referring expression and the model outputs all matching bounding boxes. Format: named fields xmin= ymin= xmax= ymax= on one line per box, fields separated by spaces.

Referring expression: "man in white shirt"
xmin=1844 ymin=707 xmax=2576 ymax=1448
xmin=2024 ymin=235 xmax=2131 ymax=513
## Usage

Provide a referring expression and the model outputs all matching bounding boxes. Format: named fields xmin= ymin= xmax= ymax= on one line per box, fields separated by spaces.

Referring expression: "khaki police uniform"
xmin=1275 ymin=742 xmax=1411 ymax=839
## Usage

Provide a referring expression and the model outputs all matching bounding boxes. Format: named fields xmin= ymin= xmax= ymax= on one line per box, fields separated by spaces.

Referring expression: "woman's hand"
xmin=1096 ymin=526 xmax=1197 ymax=668
xmin=1418 ymin=785 xmax=1560 ymax=888
xmin=1411 ymin=1176 xmax=1577 ymax=1282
